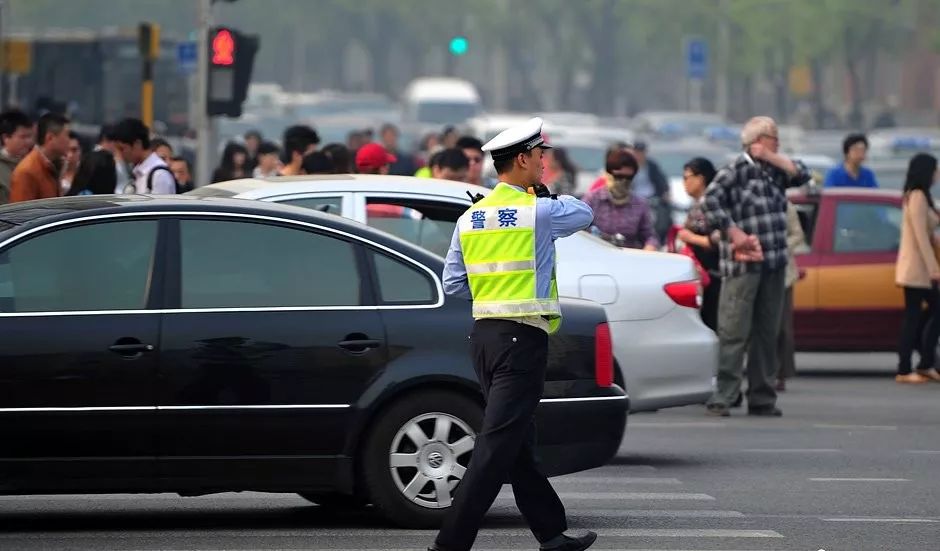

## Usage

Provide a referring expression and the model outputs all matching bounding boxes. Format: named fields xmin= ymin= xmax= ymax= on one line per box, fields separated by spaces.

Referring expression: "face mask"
xmin=608 ymin=174 xmax=634 ymax=205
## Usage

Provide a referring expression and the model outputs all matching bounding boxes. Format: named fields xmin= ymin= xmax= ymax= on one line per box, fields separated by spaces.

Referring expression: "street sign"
xmin=2 ymin=40 xmax=32 ymax=74
xmin=686 ymin=38 xmax=708 ymax=80
xmin=177 ymin=41 xmax=198 ymax=74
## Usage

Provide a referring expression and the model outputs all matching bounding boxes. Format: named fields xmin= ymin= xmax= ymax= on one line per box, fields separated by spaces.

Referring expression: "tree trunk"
xmin=843 ymin=28 xmax=864 ymax=129
xmin=366 ymin=12 xmax=394 ymax=95
xmin=863 ymin=22 xmax=883 ymax=104
xmin=810 ymin=58 xmax=826 ymax=129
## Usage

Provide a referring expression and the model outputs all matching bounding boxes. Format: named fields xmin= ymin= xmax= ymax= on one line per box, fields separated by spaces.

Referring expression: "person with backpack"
xmin=112 ymin=118 xmax=177 ymax=194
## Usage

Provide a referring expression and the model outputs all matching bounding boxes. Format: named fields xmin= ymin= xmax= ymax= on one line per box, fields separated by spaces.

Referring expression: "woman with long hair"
xmin=896 ymin=152 xmax=940 ymax=384
xmin=211 ymin=142 xmax=250 ymax=183
xmin=544 ymin=147 xmax=579 ymax=197
xmin=66 ymin=150 xmax=117 ymax=196
xmin=678 ymin=157 xmax=720 ymax=330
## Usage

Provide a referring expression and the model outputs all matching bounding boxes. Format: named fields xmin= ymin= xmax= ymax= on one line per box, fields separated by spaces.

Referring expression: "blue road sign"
xmin=177 ymin=41 xmax=198 ymax=74
xmin=686 ymin=38 xmax=708 ymax=80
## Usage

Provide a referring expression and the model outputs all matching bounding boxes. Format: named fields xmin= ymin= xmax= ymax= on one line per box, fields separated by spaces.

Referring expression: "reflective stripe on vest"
xmin=457 ymin=183 xmax=562 ymax=332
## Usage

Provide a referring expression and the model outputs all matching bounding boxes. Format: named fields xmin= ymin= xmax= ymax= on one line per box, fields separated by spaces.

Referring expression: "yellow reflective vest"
xmin=457 ymin=183 xmax=562 ymax=333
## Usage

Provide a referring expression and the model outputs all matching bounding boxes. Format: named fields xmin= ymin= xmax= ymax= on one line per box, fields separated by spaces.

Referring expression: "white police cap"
xmin=481 ymin=117 xmax=552 ymax=160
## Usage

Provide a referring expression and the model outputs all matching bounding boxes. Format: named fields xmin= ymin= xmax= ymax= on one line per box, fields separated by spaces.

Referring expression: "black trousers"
xmin=776 ymin=287 xmax=796 ymax=380
xmin=898 ymin=285 xmax=940 ymax=375
xmin=435 ymin=319 xmax=567 ymax=551
xmin=701 ymin=278 xmax=721 ymax=332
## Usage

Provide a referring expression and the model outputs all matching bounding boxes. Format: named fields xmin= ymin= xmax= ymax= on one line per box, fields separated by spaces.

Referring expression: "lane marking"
xmin=906 ymin=450 xmax=940 ymax=454
xmin=813 ymin=424 xmax=897 ymax=430
xmin=809 ymin=477 xmax=910 ymax=482
xmin=741 ymin=448 xmax=841 ymax=453
xmin=496 ymin=492 xmax=715 ymax=501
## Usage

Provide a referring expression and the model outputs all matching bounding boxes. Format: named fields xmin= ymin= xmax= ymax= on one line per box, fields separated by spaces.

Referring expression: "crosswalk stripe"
xmin=0 ymin=528 xmax=775 ymax=538
xmin=551 ymin=476 xmax=682 ymax=485
xmin=809 ymin=478 xmax=910 ymax=482
xmin=496 ymin=492 xmax=715 ymax=501
xmin=628 ymin=422 xmax=727 ymax=428
xmin=741 ymin=448 xmax=841 ymax=453
xmin=564 ymin=509 xmax=745 ymax=518
xmin=822 ymin=517 xmax=938 ymax=523
xmin=813 ymin=424 xmax=897 ymax=430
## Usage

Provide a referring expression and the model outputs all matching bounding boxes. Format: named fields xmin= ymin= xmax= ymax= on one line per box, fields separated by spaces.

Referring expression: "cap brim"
xmin=386 ymin=153 xmax=398 ymax=163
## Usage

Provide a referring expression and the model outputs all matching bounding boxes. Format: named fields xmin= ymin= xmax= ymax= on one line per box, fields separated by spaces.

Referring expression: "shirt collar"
xmin=133 ymin=151 xmax=166 ymax=178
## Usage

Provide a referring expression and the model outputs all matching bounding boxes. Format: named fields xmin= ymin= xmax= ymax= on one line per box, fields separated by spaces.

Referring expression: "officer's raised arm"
xmin=547 ymin=195 xmax=594 ymax=240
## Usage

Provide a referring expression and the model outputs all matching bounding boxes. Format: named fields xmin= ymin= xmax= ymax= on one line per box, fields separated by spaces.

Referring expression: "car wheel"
xmin=363 ymin=390 xmax=481 ymax=528
xmin=298 ymin=492 xmax=367 ymax=509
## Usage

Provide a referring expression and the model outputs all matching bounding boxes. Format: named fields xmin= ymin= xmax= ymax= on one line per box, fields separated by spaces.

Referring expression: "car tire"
xmin=362 ymin=390 xmax=482 ymax=528
xmin=298 ymin=492 xmax=367 ymax=509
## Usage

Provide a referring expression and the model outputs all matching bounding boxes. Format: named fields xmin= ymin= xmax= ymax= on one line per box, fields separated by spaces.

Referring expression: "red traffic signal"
xmin=211 ymin=29 xmax=235 ymax=66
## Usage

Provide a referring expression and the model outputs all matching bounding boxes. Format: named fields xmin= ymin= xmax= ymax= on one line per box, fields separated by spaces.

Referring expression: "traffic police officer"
xmin=430 ymin=118 xmax=596 ymax=551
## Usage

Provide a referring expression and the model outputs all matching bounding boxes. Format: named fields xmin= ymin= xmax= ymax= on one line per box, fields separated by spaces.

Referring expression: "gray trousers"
xmin=708 ymin=269 xmax=786 ymax=409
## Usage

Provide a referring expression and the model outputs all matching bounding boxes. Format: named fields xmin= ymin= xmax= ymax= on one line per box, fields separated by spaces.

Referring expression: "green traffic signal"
xmin=449 ymin=36 xmax=468 ymax=56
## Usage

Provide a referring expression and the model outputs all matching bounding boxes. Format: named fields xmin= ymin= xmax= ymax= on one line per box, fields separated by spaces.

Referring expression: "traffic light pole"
xmin=141 ymin=60 xmax=154 ymax=128
xmin=196 ymin=0 xmax=213 ymax=188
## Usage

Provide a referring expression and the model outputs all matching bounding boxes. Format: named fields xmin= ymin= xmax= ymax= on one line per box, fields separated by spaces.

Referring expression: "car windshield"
xmin=654 ymin=150 xmax=728 ymax=178
xmin=559 ymin=145 xmax=605 ymax=172
xmin=870 ymin=165 xmax=908 ymax=190
xmin=415 ymin=102 xmax=479 ymax=125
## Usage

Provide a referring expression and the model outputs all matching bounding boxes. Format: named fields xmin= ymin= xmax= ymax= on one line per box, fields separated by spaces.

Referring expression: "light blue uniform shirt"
xmin=442 ymin=186 xmax=594 ymax=300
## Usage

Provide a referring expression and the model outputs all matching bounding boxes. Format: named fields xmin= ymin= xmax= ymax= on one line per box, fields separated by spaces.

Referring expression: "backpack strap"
xmin=146 ymin=165 xmax=176 ymax=193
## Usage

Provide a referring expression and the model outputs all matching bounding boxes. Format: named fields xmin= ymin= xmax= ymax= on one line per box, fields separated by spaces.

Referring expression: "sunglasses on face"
xmin=613 ymin=174 xmax=634 ymax=182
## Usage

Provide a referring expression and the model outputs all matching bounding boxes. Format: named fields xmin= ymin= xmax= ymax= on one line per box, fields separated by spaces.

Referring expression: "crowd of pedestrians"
xmin=1 ymin=106 xmax=937 ymax=397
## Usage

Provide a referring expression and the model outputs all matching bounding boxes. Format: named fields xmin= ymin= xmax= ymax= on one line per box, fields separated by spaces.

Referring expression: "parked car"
xmin=190 ymin=175 xmax=718 ymax=412
xmin=0 ymin=195 xmax=626 ymax=528
xmin=789 ymin=188 xmax=903 ymax=350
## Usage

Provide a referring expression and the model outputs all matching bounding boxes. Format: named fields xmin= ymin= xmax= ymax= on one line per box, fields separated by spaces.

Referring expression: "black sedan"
xmin=0 ymin=196 xmax=627 ymax=528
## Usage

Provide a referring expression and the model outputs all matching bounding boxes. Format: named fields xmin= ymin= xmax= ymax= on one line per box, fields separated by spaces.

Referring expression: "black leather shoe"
xmin=540 ymin=531 xmax=597 ymax=551
xmin=747 ymin=406 xmax=782 ymax=417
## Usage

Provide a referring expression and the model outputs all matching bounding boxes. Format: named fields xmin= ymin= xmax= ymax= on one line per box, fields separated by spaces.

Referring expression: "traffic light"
xmin=207 ymin=26 xmax=259 ymax=117
xmin=138 ymin=22 xmax=160 ymax=61
xmin=449 ymin=36 xmax=468 ymax=57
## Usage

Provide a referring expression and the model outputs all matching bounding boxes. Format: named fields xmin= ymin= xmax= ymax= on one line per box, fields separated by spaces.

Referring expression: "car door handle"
xmin=108 ymin=343 xmax=154 ymax=356
xmin=337 ymin=339 xmax=382 ymax=352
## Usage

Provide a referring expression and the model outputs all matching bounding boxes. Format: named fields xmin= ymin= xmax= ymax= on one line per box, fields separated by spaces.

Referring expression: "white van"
xmin=402 ymin=77 xmax=482 ymax=126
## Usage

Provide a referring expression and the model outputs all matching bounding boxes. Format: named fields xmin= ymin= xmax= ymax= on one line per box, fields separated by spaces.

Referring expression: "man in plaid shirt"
xmin=702 ymin=116 xmax=811 ymax=417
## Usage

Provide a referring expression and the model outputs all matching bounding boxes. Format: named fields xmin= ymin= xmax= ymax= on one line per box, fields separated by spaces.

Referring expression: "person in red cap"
xmin=355 ymin=142 xmax=396 ymax=175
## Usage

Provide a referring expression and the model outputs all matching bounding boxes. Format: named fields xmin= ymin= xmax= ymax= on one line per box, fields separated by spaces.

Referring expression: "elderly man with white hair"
xmin=702 ymin=116 xmax=811 ymax=418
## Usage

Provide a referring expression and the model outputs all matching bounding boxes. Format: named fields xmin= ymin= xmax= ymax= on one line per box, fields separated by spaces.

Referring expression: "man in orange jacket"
xmin=10 ymin=113 xmax=71 ymax=202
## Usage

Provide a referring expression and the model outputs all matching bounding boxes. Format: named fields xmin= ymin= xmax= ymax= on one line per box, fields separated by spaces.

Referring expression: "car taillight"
xmin=595 ymin=323 xmax=613 ymax=388
xmin=664 ymin=280 xmax=702 ymax=309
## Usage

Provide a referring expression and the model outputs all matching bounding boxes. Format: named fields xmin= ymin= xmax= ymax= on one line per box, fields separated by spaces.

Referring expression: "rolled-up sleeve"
xmin=548 ymin=195 xmax=594 ymax=239
xmin=787 ymin=160 xmax=812 ymax=188
xmin=442 ymin=227 xmax=471 ymax=300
